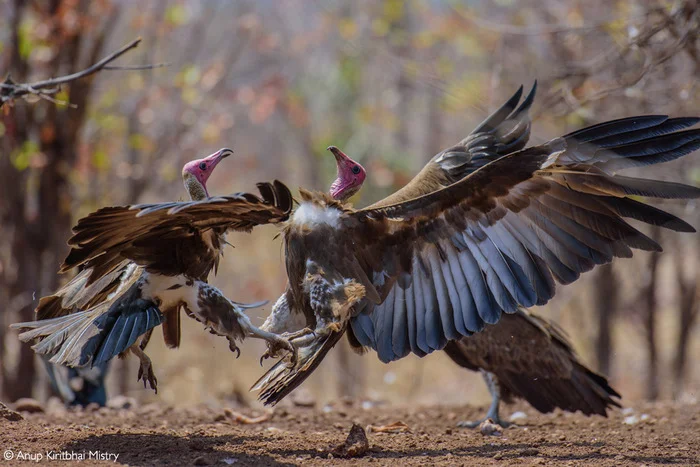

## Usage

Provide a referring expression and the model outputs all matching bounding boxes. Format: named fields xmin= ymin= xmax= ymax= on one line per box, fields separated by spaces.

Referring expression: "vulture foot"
xmin=130 ymin=346 xmax=158 ymax=393
xmin=457 ymin=416 xmax=512 ymax=429
xmin=227 ymin=337 xmax=241 ymax=358
xmin=259 ymin=328 xmax=315 ymax=365
xmin=457 ymin=402 xmax=511 ymax=429
xmin=246 ymin=324 xmax=297 ymax=366
xmin=458 ymin=371 xmax=511 ymax=429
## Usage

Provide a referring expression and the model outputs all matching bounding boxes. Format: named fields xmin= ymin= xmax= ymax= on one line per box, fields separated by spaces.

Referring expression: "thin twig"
xmin=0 ymin=37 xmax=154 ymax=107
xmin=103 ymin=62 xmax=170 ymax=71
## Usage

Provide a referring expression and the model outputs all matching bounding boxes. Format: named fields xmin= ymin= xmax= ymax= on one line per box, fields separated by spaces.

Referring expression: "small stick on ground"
xmin=223 ymin=408 xmax=272 ymax=424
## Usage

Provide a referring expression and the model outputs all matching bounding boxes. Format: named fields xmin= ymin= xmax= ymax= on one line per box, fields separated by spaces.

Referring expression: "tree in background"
xmin=1 ymin=0 xmax=698 ymax=404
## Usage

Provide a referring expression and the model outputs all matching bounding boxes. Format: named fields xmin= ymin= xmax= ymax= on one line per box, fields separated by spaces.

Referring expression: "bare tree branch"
xmin=0 ymin=38 xmax=154 ymax=108
xmin=103 ymin=63 xmax=170 ymax=71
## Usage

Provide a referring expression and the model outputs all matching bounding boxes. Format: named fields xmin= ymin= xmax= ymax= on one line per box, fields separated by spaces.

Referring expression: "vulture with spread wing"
xmin=253 ymin=83 xmax=700 ymax=405
xmin=12 ymin=149 xmax=295 ymax=391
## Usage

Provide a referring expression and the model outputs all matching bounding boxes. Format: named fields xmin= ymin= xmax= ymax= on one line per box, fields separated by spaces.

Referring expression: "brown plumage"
xmin=254 ymin=83 xmax=699 ymax=405
xmin=12 ymin=151 xmax=296 ymax=392
xmin=442 ymin=308 xmax=620 ymax=427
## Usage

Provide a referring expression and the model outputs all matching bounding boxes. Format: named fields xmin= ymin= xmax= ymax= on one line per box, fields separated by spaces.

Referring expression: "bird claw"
xmin=457 ymin=417 xmax=512 ymax=429
xmin=259 ymin=333 xmax=300 ymax=367
xmin=228 ymin=338 xmax=241 ymax=358
xmin=137 ymin=362 xmax=158 ymax=394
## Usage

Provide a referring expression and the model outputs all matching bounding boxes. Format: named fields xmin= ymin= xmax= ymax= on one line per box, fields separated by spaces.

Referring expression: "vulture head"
xmin=327 ymin=146 xmax=366 ymax=201
xmin=182 ymin=148 xmax=233 ymax=199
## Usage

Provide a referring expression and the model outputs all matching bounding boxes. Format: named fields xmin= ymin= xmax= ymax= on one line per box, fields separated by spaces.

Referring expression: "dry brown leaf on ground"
xmin=366 ymin=421 xmax=412 ymax=434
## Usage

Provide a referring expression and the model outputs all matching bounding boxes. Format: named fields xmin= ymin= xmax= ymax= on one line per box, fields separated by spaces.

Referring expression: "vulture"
xmin=443 ymin=308 xmax=620 ymax=427
xmin=43 ymin=359 xmax=109 ymax=407
xmin=259 ymin=123 xmax=621 ymax=426
xmin=12 ymin=149 xmax=295 ymax=391
xmin=253 ymin=82 xmax=700 ymax=405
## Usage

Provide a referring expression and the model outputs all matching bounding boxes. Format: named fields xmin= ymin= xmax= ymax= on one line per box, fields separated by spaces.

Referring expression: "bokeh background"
xmin=1 ymin=0 xmax=698 ymax=411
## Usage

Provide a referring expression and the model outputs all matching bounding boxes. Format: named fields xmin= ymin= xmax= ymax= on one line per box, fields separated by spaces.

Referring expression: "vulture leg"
xmin=139 ymin=327 xmax=154 ymax=351
xmin=252 ymin=262 xmax=367 ymax=406
xmin=237 ymin=311 xmax=299 ymax=363
xmin=165 ymin=279 xmax=296 ymax=361
xmin=258 ymin=292 xmax=314 ymax=363
xmin=130 ymin=344 xmax=158 ymax=393
xmin=457 ymin=371 xmax=512 ymax=429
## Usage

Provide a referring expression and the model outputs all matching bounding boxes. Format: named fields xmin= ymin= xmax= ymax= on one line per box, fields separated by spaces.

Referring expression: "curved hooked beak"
xmin=205 ymin=147 xmax=233 ymax=167
xmin=214 ymin=147 xmax=233 ymax=161
xmin=327 ymin=146 xmax=348 ymax=164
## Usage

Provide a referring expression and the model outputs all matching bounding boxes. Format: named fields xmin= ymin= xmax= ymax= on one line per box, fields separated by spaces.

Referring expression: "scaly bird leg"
xmin=457 ymin=371 xmax=512 ymax=429
xmin=130 ymin=345 xmax=158 ymax=394
xmin=234 ymin=312 xmax=298 ymax=365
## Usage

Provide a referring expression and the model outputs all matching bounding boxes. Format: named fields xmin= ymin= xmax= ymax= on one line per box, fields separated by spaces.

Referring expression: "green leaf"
xmin=11 ymin=141 xmax=39 ymax=171
xmin=18 ymin=21 xmax=33 ymax=60
xmin=165 ymin=4 xmax=187 ymax=26
xmin=92 ymin=147 xmax=110 ymax=171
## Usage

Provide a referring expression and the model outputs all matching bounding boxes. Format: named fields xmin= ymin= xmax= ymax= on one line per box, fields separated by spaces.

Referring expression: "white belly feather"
xmin=292 ymin=202 xmax=342 ymax=228
xmin=140 ymin=273 xmax=201 ymax=312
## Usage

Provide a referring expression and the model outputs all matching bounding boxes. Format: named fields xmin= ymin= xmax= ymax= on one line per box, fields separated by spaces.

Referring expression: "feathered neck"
xmin=298 ymin=188 xmax=353 ymax=211
xmin=184 ymin=174 xmax=208 ymax=201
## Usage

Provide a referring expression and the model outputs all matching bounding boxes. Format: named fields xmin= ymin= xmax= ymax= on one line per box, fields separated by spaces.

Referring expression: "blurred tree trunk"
xmin=672 ymin=235 xmax=700 ymax=399
xmin=424 ymin=86 xmax=443 ymax=160
xmin=642 ymin=226 xmax=662 ymax=401
xmin=393 ymin=3 xmax=413 ymax=157
xmin=0 ymin=0 xmax=31 ymax=399
xmin=594 ymin=264 xmax=617 ymax=376
xmin=0 ymin=0 xmax=115 ymax=401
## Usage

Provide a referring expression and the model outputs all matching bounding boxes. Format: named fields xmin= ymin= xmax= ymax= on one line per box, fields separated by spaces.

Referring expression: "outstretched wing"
xmin=345 ymin=116 xmax=700 ymax=362
xmin=62 ymin=181 xmax=293 ymax=283
xmin=369 ymin=83 xmax=537 ymax=207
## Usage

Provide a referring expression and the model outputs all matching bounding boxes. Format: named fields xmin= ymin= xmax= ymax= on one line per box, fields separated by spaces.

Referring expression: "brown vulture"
xmin=443 ymin=308 xmax=620 ymax=427
xmin=12 ymin=149 xmax=295 ymax=391
xmin=252 ymin=82 xmax=700 ymax=406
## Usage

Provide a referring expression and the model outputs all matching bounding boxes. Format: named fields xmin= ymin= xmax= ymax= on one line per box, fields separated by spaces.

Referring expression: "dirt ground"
xmin=0 ymin=398 xmax=698 ymax=466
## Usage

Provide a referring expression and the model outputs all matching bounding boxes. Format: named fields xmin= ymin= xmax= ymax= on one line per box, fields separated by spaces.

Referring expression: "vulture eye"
xmin=351 ymin=165 xmax=361 ymax=175
xmin=199 ymin=162 xmax=207 ymax=170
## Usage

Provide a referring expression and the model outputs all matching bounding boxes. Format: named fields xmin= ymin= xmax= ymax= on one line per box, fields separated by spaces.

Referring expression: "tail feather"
xmin=11 ymin=299 xmax=163 ymax=368
xmin=253 ymin=328 xmax=345 ymax=406
xmin=497 ymin=364 xmax=621 ymax=416
xmin=91 ymin=303 xmax=161 ymax=365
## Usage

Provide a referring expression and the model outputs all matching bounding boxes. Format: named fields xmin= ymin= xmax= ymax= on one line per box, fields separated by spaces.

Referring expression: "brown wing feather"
xmin=369 ymin=83 xmax=537 ymax=208
xmin=61 ymin=181 xmax=293 ymax=282
xmin=443 ymin=309 xmax=621 ymax=416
